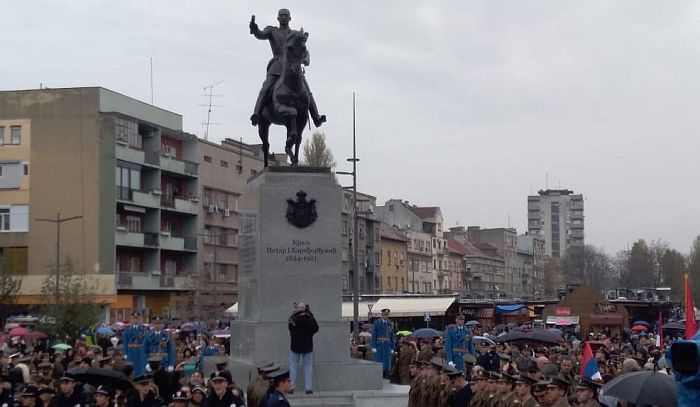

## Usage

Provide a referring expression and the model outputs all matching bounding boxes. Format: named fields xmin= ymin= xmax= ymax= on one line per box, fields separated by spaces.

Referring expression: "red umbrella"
xmin=30 ymin=331 xmax=48 ymax=340
xmin=8 ymin=327 xmax=29 ymax=337
xmin=631 ymin=325 xmax=648 ymax=332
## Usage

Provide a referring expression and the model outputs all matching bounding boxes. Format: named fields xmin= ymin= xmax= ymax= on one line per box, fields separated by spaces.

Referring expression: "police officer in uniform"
xmin=92 ymin=385 xmax=114 ymax=407
xmin=247 ymin=363 xmax=277 ymax=407
xmin=53 ymin=375 xmax=88 ymax=407
xmin=17 ymin=386 xmax=40 ymax=407
xmin=371 ymin=308 xmax=395 ymax=377
xmin=203 ymin=371 xmax=244 ymax=407
xmin=573 ymin=376 xmax=601 ymax=407
xmin=265 ymin=370 xmax=291 ymax=407
xmin=445 ymin=314 xmax=474 ymax=373
xmin=126 ymin=375 xmax=165 ymax=407
xmin=123 ymin=313 xmax=149 ymax=378
xmin=446 ymin=370 xmax=472 ymax=407
xmin=144 ymin=317 xmax=175 ymax=372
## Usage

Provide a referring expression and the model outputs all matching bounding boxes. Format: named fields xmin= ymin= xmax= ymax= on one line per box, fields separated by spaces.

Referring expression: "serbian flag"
xmin=580 ymin=341 xmax=599 ymax=380
xmin=686 ymin=273 xmax=699 ymax=339
xmin=656 ymin=310 xmax=663 ymax=348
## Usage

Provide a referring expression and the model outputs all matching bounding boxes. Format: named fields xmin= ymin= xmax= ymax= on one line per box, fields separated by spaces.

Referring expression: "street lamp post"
xmin=35 ymin=213 xmax=82 ymax=307
xmin=337 ymin=92 xmax=361 ymax=340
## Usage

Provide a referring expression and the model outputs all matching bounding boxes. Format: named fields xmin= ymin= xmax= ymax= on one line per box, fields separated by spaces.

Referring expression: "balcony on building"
xmin=115 ymin=204 xmax=160 ymax=248
xmin=117 ymin=161 xmax=161 ymax=208
xmin=159 ymin=133 xmax=198 ymax=177
xmin=114 ymin=118 xmax=160 ymax=166
xmin=160 ymin=173 xmax=198 ymax=214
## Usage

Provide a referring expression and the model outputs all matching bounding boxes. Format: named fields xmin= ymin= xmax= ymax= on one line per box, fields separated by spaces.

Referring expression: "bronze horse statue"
xmin=257 ymin=30 xmax=310 ymax=167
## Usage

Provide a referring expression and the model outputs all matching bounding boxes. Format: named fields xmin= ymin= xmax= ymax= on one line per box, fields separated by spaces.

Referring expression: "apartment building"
xmin=341 ymin=190 xmax=380 ymax=295
xmin=379 ymin=223 xmax=409 ymax=294
xmin=527 ymin=189 xmax=584 ymax=257
xmin=516 ymin=234 xmax=546 ymax=299
xmin=0 ymin=88 xmax=198 ymax=320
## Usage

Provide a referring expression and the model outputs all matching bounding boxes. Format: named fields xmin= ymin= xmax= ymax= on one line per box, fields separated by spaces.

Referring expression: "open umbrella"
xmin=212 ymin=329 xmax=231 ymax=338
xmin=96 ymin=326 xmax=115 ymax=336
xmin=601 ymin=371 xmax=677 ymax=407
xmin=396 ymin=330 xmax=412 ymax=336
xmin=662 ymin=322 xmax=686 ymax=331
xmin=8 ymin=327 xmax=29 ymax=337
xmin=632 ymin=320 xmax=651 ymax=328
xmin=466 ymin=321 xmax=479 ymax=327
xmin=67 ymin=367 xmax=133 ymax=390
xmin=52 ymin=343 xmax=72 ymax=351
xmin=474 ymin=336 xmax=495 ymax=345
xmin=29 ymin=331 xmax=48 ymax=340
xmin=631 ymin=325 xmax=648 ymax=332
xmin=413 ymin=328 xmax=440 ymax=339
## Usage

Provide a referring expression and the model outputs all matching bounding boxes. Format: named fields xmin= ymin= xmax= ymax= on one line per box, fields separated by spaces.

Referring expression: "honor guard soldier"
xmin=545 ymin=376 xmax=571 ymax=407
xmin=127 ymin=375 xmax=165 ymax=407
xmin=446 ymin=370 xmax=473 ymax=407
xmin=511 ymin=375 xmax=539 ymax=407
xmin=498 ymin=374 xmax=517 ymax=407
xmin=445 ymin=314 xmax=475 ymax=373
xmin=485 ymin=372 xmax=502 ymax=407
xmin=573 ymin=376 xmax=601 ymax=407
xmin=468 ymin=368 xmax=488 ymax=407
xmin=265 ymin=369 xmax=292 ymax=407
xmin=145 ymin=317 xmax=175 ymax=372
xmin=123 ymin=312 xmax=149 ymax=377
xmin=371 ymin=308 xmax=396 ymax=376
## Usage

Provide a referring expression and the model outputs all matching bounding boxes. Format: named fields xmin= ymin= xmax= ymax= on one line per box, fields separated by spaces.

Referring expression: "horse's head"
xmin=284 ymin=29 xmax=308 ymax=72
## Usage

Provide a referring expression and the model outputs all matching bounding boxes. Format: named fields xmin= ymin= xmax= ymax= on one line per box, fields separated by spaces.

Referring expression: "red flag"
xmin=686 ymin=274 xmax=698 ymax=340
xmin=657 ymin=310 xmax=663 ymax=348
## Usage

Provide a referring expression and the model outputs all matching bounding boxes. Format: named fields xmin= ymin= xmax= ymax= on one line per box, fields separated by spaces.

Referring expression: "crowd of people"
xmin=361 ymin=311 xmax=678 ymax=407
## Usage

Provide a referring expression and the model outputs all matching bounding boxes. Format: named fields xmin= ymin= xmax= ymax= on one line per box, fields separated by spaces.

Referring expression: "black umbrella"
xmin=663 ymin=322 xmax=686 ymax=331
xmin=413 ymin=328 xmax=440 ymax=339
xmin=67 ymin=367 xmax=133 ymax=390
xmin=601 ymin=371 xmax=677 ymax=407
xmin=494 ymin=330 xmax=562 ymax=345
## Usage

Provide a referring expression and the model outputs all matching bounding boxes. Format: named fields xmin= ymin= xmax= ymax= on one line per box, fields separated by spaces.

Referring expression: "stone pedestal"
xmin=229 ymin=167 xmax=382 ymax=392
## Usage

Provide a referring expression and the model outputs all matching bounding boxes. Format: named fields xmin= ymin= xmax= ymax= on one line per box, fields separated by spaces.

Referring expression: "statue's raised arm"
xmin=249 ymin=15 xmax=272 ymax=40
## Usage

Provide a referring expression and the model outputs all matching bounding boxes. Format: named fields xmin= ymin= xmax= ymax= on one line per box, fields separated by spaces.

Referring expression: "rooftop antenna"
xmin=507 ymin=214 xmax=511 ymax=228
xmin=200 ymin=81 xmax=225 ymax=140
xmin=545 ymin=173 xmax=549 ymax=189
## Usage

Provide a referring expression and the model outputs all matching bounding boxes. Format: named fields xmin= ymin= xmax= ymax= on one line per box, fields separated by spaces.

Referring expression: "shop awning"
xmin=370 ymin=297 xmax=456 ymax=318
xmin=476 ymin=308 xmax=494 ymax=319
xmin=589 ymin=314 xmax=624 ymax=325
xmin=341 ymin=301 xmax=375 ymax=321
xmin=496 ymin=304 xmax=525 ymax=314
xmin=546 ymin=316 xmax=580 ymax=326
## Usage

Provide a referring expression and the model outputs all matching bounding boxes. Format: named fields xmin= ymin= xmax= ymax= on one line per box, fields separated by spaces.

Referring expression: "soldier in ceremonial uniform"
xmin=247 ymin=363 xmax=277 ymax=407
xmin=544 ymin=376 xmax=570 ymax=407
xmin=446 ymin=370 xmax=472 ymax=407
xmin=467 ymin=368 xmax=487 ymax=407
xmin=484 ymin=372 xmax=501 ymax=407
xmin=445 ymin=314 xmax=475 ymax=373
xmin=265 ymin=369 xmax=291 ymax=407
xmin=573 ymin=376 xmax=601 ymax=407
xmin=126 ymin=375 xmax=165 ymax=407
xmin=408 ymin=360 xmax=428 ymax=407
xmin=511 ymin=375 xmax=539 ymax=407
xmin=145 ymin=317 xmax=175 ymax=372
xmin=420 ymin=359 xmax=440 ymax=407
xmin=122 ymin=313 xmax=149 ymax=378
xmin=497 ymin=374 xmax=517 ymax=407
xmin=407 ymin=360 xmax=422 ymax=407
xmin=371 ymin=308 xmax=395 ymax=377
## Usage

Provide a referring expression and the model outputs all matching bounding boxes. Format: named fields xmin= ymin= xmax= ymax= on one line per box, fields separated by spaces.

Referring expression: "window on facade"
xmin=0 ymin=166 xmax=3 ymax=177
xmin=204 ymin=156 xmax=212 ymax=163
xmin=203 ymin=226 xmax=211 ymax=244
xmin=394 ymin=252 xmax=398 ymax=265
xmin=375 ymin=252 xmax=380 ymax=267
xmin=164 ymin=259 xmax=177 ymax=275
xmin=0 ymin=126 xmax=4 ymax=144
xmin=342 ymin=219 xmax=348 ymax=236
xmin=115 ymin=118 xmax=142 ymax=149
xmin=220 ymin=160 xmax=228 ymax=168
xmin=126 ymin=215 xmax=141 ymax=233
xmin=129 ymin=256 xmax=141 ymax=273
xmin=387 ymin=250 xmax=391 ymax=265
xmin=387 ymin=277 xmax=391 ymax=290
xmin=401 ymin=278 xmax=405 ymax=291
xmin=0 ymin=247 xmax=28 ymax=274
xmin=10 ymin=126 xmax=21 ymax=145
xmin=342 ymin=247 xmax=349 ymax=262
xmin=22 ymin=164 xmax=28 ymax=176
xmin=116 ymin=165 xmax=141 ymax=200
xmin=0 ymin=209 xmax=10 ymax=231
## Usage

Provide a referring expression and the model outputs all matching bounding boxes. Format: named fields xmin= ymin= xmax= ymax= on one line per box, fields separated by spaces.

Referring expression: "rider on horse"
xmin=249 ymin=9 xmax=326 ymax=128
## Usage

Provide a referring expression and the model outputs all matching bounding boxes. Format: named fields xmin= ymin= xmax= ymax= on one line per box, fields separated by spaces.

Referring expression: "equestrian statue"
xmin=249 ymin=9 xmax=326 ymax=167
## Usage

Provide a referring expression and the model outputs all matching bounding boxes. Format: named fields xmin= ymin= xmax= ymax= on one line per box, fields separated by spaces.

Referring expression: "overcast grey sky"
xmin=3 ymin=1 xmax=700 ymax=254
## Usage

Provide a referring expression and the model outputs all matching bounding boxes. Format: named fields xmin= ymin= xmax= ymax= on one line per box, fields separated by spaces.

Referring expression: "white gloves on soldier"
xmin=372 ymin=348 xmax=377 ymax=353
xmin=448 ymin=361 xmax=455 ymax=367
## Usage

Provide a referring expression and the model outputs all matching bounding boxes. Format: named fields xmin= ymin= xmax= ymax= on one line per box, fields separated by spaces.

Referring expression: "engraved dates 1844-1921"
xmin=286 ymin=190 xmax=317 ymax=228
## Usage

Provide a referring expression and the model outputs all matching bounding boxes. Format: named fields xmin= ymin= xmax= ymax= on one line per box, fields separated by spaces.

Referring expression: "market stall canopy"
xmin=370 ymin=297 xmax=456 ymax=318
xmin=546 ymin=316 xmax=580 ymax=326
xmin=495 ymin=304 xmax=524 ymax=314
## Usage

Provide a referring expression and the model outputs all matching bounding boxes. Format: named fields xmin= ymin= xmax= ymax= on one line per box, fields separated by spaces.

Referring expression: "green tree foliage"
xmin=689 ymin=235 xmax=700 ymax=300
xmin=36 ymin=257 xmax=103 ymax=342
xmin=562 ymin=245 xmax=614 ymax=292
xmin=302 ymin=131 xmax=336 ymax=168
xmin=659 ymin=248 xmax=687 ymax=301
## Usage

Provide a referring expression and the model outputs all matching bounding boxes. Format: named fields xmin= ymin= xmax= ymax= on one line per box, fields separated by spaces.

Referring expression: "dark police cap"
xmin=446 ymin=370 xmax=464 ymax=379
xmin=261 ymin=364 xmax=280 ymax=374
xmin=498 ymin=353 xmax=512 ymax=361
xmin=191 ymin=385 xmax=207 ymax=395
xmin=58 ymin=375 xmax=75 ymax=382
xmin=131 ymin=311 xmax=141 ymax=317
xmin=151 ymin=315 xmax=162 ymax=322
xmin=472 ymin=369 xmax=488 ymax=380
xmin=487 ymin=371 xmax=502 ymax=380
xmin=268 ymin=369 xmax=290 ymax=382
xmin=533 ymin=382 xmax=548 ymax=396
xmin=19 ymin=386 xmax=39 ymax=397
xmin=210 ymin=370 xmax=232 ymax=383
xmin=513 ymin=375 xmax=537 ymax=385
xmin=95 ymin=385 xmax=114 ymax=397
xmin=574 ymin=375 xmax=601 ymax=391
xmin=133 ymin=374 xmax=152 ymax=384
xmin=37 ymin=387 xmax=55 ymax=397
xmin=256 ymin=361 xmax=274 ymax=370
